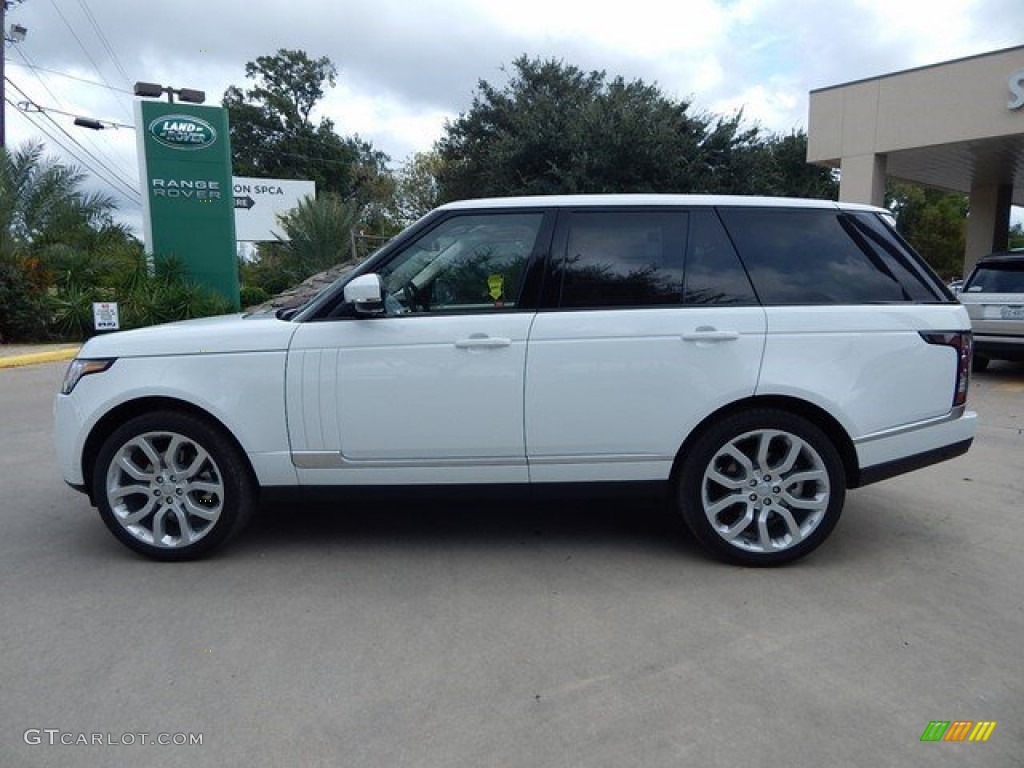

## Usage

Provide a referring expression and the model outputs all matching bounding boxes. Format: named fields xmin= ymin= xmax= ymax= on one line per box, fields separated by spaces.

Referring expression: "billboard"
xmin=233 ymin=177 xmax=316 ymax=241
xmin=135 ymin=101 xmax=239 ymax=309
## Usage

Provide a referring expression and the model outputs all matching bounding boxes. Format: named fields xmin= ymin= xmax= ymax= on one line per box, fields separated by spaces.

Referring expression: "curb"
xmin=0 ymin=347 xmax=79 ymax=370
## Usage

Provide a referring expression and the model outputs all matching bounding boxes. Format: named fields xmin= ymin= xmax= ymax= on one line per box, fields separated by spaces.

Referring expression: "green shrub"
xmin=239 ymin=285 xmax=270 ymax=308
xmin=0 ymin=258 xmax=51 ymax=342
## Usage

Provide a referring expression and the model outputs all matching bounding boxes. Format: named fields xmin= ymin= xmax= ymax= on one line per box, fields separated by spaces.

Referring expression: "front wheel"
xmin=677 ymin=409 xmax=846 ymax=566
xmin=92 ymin=411 xmax=256 ymax=561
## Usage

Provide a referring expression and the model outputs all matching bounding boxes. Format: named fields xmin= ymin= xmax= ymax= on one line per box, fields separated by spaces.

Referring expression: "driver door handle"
xmin=454 ymin=335 xmax=512 ymax=350
xmin=681 ymin=327 xmax=740 ymax=342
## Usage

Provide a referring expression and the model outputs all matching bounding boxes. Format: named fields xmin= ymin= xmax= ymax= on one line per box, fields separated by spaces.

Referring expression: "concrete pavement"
xmin=2 ymin=359 xmax=1022 ymax=767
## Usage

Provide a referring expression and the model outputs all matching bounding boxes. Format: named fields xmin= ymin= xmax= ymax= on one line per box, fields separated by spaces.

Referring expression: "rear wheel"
xmin=971 ymin=354 xmax=990 ymax=373
xmin=92 ymin=411 xmax=256 ymax=560
xmin=678 ymin=409 xmax=846 ymax=566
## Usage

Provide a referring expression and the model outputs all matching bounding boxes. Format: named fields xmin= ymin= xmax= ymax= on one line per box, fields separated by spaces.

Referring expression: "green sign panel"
xmin=136 ymin=101 xmax=239 ymax=308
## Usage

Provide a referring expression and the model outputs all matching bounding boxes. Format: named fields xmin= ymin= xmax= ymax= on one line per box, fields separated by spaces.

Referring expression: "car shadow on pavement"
xmin=241 ymin=493 xmax=701 ymax=560
xmin=974 ymin=359 xmax=1024 ymax=379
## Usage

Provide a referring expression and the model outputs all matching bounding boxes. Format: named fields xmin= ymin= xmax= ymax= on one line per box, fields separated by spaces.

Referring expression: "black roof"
xmin=977 ymin=249 xmax=1024 ymax=264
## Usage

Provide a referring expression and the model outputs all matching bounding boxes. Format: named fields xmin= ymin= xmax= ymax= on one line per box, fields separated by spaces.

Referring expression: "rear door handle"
xmin=454 ymin=335 xmax=512 ymax=349
xmin=681 ymin=328 xmax=740 ymax=342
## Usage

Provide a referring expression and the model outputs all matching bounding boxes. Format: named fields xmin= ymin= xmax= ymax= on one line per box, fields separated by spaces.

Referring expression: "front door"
xmin=286 ymin=210 xmax=548 ymax=485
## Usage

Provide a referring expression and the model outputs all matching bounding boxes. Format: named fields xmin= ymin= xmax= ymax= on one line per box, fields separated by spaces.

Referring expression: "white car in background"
xmin=55 ymin=195 xmax=976 ymax=566
xmin=957 ymin=249 xmax=1024 ymax=371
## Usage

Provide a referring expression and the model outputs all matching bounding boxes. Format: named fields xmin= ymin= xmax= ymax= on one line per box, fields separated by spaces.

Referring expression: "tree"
xmin=0 ymin=141 xmax=117 ymax=259
xmin=435 ymin=56 xmax=837 ymax=202
xmin=395 ymin=151 xmax=445 ymax=224
xmin=1008 ymin=222 xmax=1024 ymax=249
xmin=274 ymin=193 xmax=359 ymax=278
xmin=240 ymin=194 xmax=362 ymax=297
xmin=223 ymin=49 xmax=394 ymax=223
xmin=758 ymin=131 xmax=838 ymax=200
xmin=887 ymin=183 xmax=967 ymax=278
xmin=0 ymin=141 xmax=234 ymax=341
xmin=0 ymin=142 xmax=121 ymax=341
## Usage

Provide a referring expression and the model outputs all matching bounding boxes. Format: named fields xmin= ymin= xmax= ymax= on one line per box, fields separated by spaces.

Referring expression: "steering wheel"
xmin=402 ymin=283 xmax=429 ymax=313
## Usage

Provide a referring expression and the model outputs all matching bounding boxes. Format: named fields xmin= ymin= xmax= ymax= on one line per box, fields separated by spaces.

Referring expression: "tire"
xmin=677 ymin=409 xmax=846 ymax=566
xmin=971 ymin=354 xmax=990 ymax=373
xmin=92 ymin=410 xmax=256 ymax=561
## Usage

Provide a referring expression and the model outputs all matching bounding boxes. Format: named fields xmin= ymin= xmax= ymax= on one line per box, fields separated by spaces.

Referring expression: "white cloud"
xmin=468 ymin=0 xmax=731 ymax=57
xmin=3 ymin=0 xmax=1021 ymax=233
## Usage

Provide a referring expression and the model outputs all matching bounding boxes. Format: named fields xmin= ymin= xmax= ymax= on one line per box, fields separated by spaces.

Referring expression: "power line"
xmin=6 ymin=77 xmax=141 ymax=202
xmin=10 ymin=47 xmax=139 ymax=185
xmin=8 ymin=98 xmax=141 ymax=204
xmin=46 ymin=0 xmax=133 ymax=121
xmin=4 ymin=58 xmax=133 ymax=94
xmin=6 ymin=75 xmax=139 ymax=192
xmin=6 ymin=94 xmax=141 ymax=210
xmin=75 ymin=0 xmax=132 ymax=87
xmin=6 ymin=70 xmax=133 ymax=128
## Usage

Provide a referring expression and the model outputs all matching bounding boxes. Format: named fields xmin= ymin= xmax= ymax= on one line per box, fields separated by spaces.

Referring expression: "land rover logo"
xmin=148 ymin=115 xmax=217 ymax=150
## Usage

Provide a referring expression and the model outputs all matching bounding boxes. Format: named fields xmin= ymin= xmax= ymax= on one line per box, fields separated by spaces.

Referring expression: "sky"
xmin=3 ymin=0 xmax=1024 ymax=234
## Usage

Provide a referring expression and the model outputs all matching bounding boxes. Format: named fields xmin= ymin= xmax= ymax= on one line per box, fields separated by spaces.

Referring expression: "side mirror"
xmin=343 ymin=274 xmax=385 ymax=316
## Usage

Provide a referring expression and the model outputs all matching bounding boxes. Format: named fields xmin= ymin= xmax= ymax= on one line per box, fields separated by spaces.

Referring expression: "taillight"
xmin=920 ymin=331 xmax=972 ymax=407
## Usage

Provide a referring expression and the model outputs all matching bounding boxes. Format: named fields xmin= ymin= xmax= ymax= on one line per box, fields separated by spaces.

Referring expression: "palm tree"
xmin=273 ymin=193 xmax=360 ymax=280
xmin=0 ymin=141 xmax=117 ymax=261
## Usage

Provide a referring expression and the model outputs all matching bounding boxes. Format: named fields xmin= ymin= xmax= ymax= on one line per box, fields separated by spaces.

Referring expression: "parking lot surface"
xmin=1 ymin=360 xmax=1022 ymax=767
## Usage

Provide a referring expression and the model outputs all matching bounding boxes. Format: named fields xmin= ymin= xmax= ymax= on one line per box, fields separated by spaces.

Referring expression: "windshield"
xmin=964 ymin=261 xmax=1024 ymax=293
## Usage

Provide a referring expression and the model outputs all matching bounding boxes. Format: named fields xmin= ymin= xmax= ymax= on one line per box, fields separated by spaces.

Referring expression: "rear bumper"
xmin=857 ymin=438 xmax=972 ymax=487
xmin=852 ymin=408 xmax=977 ymax=488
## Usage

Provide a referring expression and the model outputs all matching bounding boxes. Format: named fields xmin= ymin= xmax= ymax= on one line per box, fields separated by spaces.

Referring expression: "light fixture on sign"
xmin=134 ymin=81 xmax=206 ymax=104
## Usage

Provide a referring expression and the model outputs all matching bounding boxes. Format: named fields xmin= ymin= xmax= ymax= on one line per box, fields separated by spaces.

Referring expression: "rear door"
xmin=525 ymin=208 xmax=767 ymax=483
xmin=718 ymin=206 xmax=963 ymax=438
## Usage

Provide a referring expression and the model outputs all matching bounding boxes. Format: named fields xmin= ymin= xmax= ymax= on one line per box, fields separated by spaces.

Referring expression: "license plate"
xmin=1001 ymin=306 xmax=1024 ymax=320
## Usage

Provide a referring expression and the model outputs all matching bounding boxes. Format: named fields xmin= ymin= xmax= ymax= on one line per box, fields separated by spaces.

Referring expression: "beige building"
xmin=807 ymin=45 xmax=1024 ymax=273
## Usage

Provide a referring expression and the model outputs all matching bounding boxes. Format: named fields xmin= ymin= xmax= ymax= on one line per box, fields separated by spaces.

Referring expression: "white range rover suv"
xmin=54 ymin=195 xmax=977 ymax=565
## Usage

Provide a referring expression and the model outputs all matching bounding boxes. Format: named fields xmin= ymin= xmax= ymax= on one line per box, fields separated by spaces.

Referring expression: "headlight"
xmin=61 ymin=358 xmax=115 ymax=395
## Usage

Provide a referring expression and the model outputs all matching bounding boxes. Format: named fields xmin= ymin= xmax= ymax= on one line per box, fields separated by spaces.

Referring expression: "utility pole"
xmin=1 ymin=0 xmax=26 ymax=148
xmin=1 ymin=0 xmax=8 ymax=148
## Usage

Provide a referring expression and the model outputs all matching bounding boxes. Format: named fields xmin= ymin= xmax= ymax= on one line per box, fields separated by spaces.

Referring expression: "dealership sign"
xmin=233 ymin=176 xmax=316 ymax=241
xmin=135 ymin=101 xmax=239 ymax=308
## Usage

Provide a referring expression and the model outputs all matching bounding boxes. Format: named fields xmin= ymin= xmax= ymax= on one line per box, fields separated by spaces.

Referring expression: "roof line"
xmin=809 ymin=44 xmax=1024 ymax=95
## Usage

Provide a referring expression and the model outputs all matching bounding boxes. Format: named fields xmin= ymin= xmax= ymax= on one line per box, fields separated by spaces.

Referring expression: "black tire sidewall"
xmin=678 ymin=409 xmax=846 ymax=567
xmin=92 ymin=410 xmax=255 ymax=561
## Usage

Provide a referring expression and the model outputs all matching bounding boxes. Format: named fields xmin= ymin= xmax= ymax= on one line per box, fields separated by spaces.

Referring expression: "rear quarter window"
xmin=718 ymin=208 xmax=945 ymax=304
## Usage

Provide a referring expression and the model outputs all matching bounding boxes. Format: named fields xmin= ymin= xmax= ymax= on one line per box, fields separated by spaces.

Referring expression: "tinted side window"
xmin=719 ymin=208 xmax=923 ymax=304
xmin=556 ymin=211 xmax=687 ymax=308
xmin=847 ymin=213 xmax=946 ymax=301
xmin=684 ymin=210 xmax=757 ymax=305
xmin=378 ymin=212 xmax=543 ymax=313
